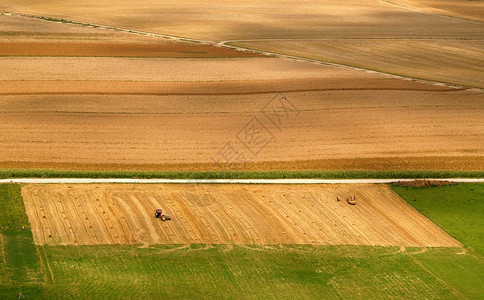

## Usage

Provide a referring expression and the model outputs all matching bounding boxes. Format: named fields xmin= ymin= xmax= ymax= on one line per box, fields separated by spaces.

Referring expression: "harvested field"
xmin=0 ymin=42 xmax=260 ymax=58
xmin=0 ymin=11 xmax=483 ymax=171
xmin=0 ymin=57 xmax=375 ymax=82
xmin=388 ymin=0 xmax=484 ymax=22
xmin=22 ymin=184 xmax=461 ymax=247
xmin=0 ymin=13 xmax=159 ymax=44
xmin=1 ymin=90 xmax=483 ymax=170
xmin=1 ymin=1 xmax=483 ymax=87
xmin=2 ymin=0 xmax=483 ymax=40
xmin=0 ymin=78 xmax=449 ymax=95
xmin=234 ymin=39 xmax=484 ymax=88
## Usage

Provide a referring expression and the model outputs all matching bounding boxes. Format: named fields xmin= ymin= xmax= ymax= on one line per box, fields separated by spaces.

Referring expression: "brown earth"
xmin=21 ymin=184 xmax=462 ymax=247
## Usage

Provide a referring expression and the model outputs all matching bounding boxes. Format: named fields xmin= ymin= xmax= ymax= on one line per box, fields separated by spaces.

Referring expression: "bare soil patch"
xmin=22 ymin=184 xmax=462 ymax=247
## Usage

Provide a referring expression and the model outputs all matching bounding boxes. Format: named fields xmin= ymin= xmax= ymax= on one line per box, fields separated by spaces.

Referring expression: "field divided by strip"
xmin=22 ymin=184 xmax=460 ymax=247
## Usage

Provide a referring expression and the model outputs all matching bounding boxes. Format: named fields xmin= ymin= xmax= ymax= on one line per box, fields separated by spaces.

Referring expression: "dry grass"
xmin=22 ymin=183 xmax=461 ymax=247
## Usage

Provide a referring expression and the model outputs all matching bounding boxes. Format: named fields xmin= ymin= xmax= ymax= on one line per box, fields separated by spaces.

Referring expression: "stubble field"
xmin=1 ymin=14 xmax=483 ymax=171
xmin=22 ymin=184 xmax=460 ymax=247
xmin=1 ymin=0 xmax=483 ymax=87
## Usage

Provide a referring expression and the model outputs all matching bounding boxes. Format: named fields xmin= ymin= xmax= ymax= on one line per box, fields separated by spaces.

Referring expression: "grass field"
xmin=393 ymin=183 xmax=484 ymax=255
xmin=0 ymin=184 xmax=44 ymax=299
xmin=31 ymin=244 xmax=481 ymax=299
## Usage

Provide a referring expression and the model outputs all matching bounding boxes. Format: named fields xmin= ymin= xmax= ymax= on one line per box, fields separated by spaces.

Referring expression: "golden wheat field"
xmin=22 ymin=184 xmax=461 ymax=247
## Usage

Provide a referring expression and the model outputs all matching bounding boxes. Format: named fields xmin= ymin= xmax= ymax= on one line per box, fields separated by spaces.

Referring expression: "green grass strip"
xmin=0 ymin=169 xmax=483 ymax=179
xmin=392 ymin=183 xmax=484 ymax=254
xmin=0 ymin=184 xmax=30 ymax=231
xmin=0 ymin=185 xmax=44 ymax=297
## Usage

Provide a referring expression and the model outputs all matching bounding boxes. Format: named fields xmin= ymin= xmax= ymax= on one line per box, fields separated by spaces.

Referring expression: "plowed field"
xmin=22 ymin=184 xmax=461 ymax=247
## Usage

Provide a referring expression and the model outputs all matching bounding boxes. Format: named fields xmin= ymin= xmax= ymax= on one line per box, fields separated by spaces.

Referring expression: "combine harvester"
xmin=154 ymin=209 xmax=171 ymax=221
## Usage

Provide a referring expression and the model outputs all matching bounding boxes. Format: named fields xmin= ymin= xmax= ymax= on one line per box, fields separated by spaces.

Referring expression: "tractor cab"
xmin=154 ymin=209 xmax=171 ymax=221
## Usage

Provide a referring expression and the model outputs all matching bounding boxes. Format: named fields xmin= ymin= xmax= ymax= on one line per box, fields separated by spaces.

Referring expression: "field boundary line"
xmin=2 ymin=11 xmax=482 ymax=91
xmin=2 ymin=178 xmax=484 ymax=184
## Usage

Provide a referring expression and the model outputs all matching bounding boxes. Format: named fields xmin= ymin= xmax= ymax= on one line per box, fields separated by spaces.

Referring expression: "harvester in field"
xmin=154 ymin=209 xmax=171 ymax=221
xmin=346 ymin=196 xmax=356 ymax=205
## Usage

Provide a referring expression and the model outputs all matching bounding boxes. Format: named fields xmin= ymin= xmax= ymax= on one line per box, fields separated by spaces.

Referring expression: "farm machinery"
xmin=346 ymin=196 xmax=356 ymax=205
xmin=154 ymin=209 xmax=171 ymax=221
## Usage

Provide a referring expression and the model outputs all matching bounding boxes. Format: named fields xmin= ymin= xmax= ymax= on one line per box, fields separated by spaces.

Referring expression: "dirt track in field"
xmin=22 ymin=184 xmax=462 ymax=247
xmin=0 ymin=42 xmax=260 ymax=58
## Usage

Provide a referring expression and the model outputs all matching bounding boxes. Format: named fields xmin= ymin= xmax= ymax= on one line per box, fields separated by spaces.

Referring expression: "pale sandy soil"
xmin=21 ymin=184 xmax=462 ymax=247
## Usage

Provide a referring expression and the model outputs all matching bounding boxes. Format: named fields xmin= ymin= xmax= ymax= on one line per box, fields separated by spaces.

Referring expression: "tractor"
xmin=346 ymin=196 xmax=356 ymax=205
xmin=154 ymin=209 xmax=171 ymax=221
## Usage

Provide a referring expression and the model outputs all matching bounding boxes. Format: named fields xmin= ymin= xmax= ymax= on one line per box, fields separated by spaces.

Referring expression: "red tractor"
xmin=154 ymin=209 xmax=171 ymax=221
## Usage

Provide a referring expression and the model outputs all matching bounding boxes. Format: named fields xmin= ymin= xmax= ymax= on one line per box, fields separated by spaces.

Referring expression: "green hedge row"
xmin=0 ymin=169 xmax=483 ymax=179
